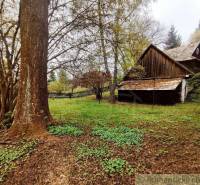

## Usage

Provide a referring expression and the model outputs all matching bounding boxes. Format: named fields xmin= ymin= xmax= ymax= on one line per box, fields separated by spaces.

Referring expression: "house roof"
xmin=165 ymin=42 xmax=200 ymax=61
xmin=119 ymin=78 xmax=182 ymax=91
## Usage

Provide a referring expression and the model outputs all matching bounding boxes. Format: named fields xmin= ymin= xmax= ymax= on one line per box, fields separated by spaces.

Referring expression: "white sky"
xmin=150 ymin=0 xmax=200 ymax=43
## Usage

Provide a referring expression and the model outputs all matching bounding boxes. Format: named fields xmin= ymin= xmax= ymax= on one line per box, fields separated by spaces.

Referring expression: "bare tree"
xmin=0 ymin=0 xmax=20 ymax=127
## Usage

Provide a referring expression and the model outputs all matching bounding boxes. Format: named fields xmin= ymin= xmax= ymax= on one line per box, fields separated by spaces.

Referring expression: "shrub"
xmin=92 ymin=127 xmax=143 ymax=146
xmin=187 ymin=73 xmax=200 ymax=102
xmin=101 ymin=158 xmax=134 ymax=175
xmin=76 ymin=144 xmax=109 ymax=160
xmin=48 ymin=124 xmax=84 ymax=136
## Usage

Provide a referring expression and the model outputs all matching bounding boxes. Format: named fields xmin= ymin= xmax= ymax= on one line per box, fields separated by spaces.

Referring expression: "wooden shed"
xmin=118 ymin=42 xmax=200 ymax=104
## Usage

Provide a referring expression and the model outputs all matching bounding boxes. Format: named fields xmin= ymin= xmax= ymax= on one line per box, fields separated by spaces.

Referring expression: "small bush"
xmin=0 ymin=140 xmax=37 ymax=182
xmin=187 ymin=73 xmax=200 ymax=102
xmin=92 ymin=127 xmax=143 ymax=146
xmin=101 ymin=158 xmax=134 ymax=175
xmin=76 ymin=144 xmax=109 ymax=160
xmin=48 ymin=124 xmax=84 ymax=136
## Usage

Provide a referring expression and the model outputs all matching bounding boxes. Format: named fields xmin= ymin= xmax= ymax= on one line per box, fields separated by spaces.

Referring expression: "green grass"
xmin=49 ymin=97 xmax=200 ymax=129
xmin=92 ymin=127 xmax=143 ymax=146
xmin=48 ymin=124 xmax=84 ymax=136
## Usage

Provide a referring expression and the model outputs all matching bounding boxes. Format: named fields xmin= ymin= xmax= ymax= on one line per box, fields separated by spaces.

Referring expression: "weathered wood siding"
xmin=179 ymin=59 xmax=200 ymax=73
xmin=192 ymin=43 xmax=200 ymax=59
xmin=138 ymin=47 xmax=188 ymax=78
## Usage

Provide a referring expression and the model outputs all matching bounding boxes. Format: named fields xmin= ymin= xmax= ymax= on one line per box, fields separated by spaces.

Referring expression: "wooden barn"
xmin=118 ymin=42 xmax=200 ymax=104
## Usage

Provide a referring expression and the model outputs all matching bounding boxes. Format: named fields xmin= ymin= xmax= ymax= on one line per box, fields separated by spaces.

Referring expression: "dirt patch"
xmin=2 ymin=137 xmax=75 ymax=185
xmin=1 ymin=124 xmax=200 ymax=185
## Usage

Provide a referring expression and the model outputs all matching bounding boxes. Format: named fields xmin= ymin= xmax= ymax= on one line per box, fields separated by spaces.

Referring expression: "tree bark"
xmin=10 ymin=0 xmax=51 ymax=136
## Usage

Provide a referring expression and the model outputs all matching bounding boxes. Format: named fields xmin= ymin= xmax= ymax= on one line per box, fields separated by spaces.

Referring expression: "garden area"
xmin=1 ymin=97 xmax=200 ymax=185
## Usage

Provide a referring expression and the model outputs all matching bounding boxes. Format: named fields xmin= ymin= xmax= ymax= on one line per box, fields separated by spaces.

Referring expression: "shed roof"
xmin=119 ymin=78 xmax=182 ymax=91
xmin=165 ymin=42 xmax=200 ymax=61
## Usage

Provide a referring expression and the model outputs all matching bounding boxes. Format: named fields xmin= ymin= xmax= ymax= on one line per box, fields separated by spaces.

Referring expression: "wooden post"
xmin=181 ymin=79 xmax=187 ymax=103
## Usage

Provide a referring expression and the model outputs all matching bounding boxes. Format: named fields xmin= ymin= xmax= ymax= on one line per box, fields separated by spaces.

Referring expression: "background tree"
xmin=165 ymin=25 xmax=182 ymax=50
xmin=0 ymin=0 xmax=20 ymax=127
xmin=48 ymin=71 xmax=56 ymax=83
xmin=1 ymin=0 xmax=165 ymax=129
xmin=74 ymin=71 xmax=111 ymax=101
xmin=10 ymin=0 xmax=50 ymax=136
xmin=58 ymin=69 xmax=68 ymax=87
xmin=190 ymin=21 xmax=200 ymax=43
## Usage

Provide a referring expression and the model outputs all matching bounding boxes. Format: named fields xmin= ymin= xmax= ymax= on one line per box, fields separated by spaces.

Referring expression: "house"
xmin=118 ymin=42 xmax=200 ymax=104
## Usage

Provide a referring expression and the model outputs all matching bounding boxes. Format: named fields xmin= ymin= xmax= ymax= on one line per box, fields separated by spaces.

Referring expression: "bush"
xmin=48 ymin=124 xmax=84 ymax=136
xmin=101 ymin=158 xmax=134 ymax=175
xmin=187 ymin=73 xmax=200 ymax=102
xmin=48 ymin=81 xmax=70 ymax=94
xmin=92 ymin=127 xmax=143 ymax=146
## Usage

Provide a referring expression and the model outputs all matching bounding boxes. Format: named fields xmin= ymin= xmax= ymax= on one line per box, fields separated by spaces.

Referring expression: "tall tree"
xmin=190 ymin=21 xmax=200 ymax=43
xmin=10 ymin=0 xmax=51 ymax=136
xmin=165 ymin=25 xmax=182 ymax=50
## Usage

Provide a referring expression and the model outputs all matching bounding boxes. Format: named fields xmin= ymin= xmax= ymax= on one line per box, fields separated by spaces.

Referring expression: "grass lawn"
xmin=49 ymin=96 xmax=200 ymax=128
xmin=1 ymin=97 xmax=200 ymax=185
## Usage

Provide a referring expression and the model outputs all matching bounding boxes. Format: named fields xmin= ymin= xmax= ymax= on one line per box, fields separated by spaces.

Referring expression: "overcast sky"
xmin=150 ymin=0 xmax=200 ymax=43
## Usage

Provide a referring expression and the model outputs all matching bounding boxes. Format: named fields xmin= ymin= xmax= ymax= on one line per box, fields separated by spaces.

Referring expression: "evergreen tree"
xmin=165 ymin=25 xmax=182 ymax=50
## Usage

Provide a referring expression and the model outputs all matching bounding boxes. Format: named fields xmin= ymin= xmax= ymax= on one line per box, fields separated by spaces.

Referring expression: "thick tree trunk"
xmin=10 ymin=0 xmax=51 ymax=136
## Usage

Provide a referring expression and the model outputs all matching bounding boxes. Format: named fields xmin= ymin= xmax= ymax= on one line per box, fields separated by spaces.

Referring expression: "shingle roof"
xmin=165 ymin=42 xmax=200 ymax=61
xmin=119 ymin=78 xmax=182 ymax=91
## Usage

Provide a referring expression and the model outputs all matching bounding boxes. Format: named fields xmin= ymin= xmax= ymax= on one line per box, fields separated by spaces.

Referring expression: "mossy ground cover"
xmin=0 ymin=140 xmax=37 ymax=182
xmin=92 ymin=127 xmax=143 ymax=146
xmin=48 ymin=124 xmax=84 ymax=136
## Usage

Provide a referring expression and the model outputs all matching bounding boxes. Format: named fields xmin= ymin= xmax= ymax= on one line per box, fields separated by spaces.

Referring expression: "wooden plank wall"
xmin=139 ymin=47 xmax=188 ymax=78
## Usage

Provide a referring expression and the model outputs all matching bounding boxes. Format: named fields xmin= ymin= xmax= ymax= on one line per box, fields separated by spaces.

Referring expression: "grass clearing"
xmin=48 ymin=124 xmax=84 ymax=136
xmin=49 ymin=97 xmax=200 ymax=129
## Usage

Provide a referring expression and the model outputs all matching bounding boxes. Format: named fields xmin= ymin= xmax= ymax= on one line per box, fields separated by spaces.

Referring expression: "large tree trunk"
xmin=10 ymin=0 xmax=51 ymax=136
